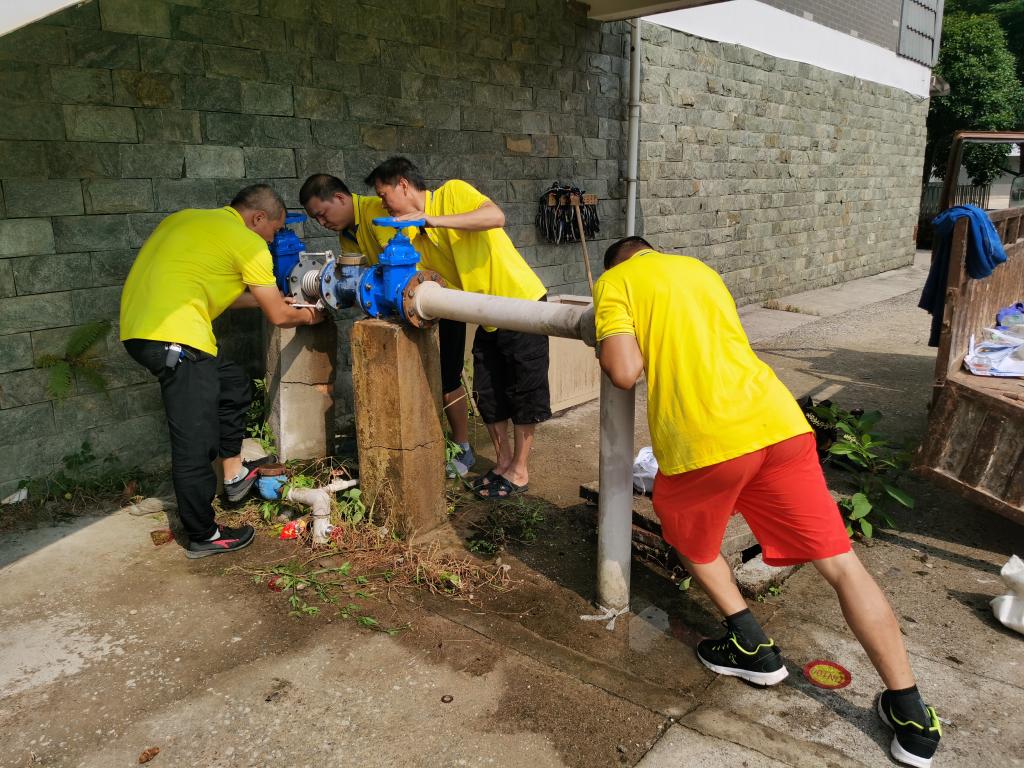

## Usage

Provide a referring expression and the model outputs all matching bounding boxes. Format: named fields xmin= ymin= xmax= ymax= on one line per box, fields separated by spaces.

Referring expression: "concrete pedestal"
xmin=351 ymin=318 xmax=447 ymax=537
xmin=265 ymin=321 xmax=337 ymax=461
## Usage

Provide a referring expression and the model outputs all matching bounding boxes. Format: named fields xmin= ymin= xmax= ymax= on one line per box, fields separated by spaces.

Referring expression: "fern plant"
xmin=36 ymin=321 xmax=111 ymax=401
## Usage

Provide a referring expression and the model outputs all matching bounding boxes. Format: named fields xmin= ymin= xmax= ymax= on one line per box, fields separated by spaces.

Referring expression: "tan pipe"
xmin=410 ymin=280 xmax=597 ymax=347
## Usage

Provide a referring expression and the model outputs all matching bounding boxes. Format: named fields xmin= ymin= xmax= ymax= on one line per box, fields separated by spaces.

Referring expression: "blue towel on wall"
xmin=919 ymin=204 xmax=1009 ymax=346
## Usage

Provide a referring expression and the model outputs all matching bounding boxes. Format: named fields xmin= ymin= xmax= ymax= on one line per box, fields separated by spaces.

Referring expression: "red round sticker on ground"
xmin=802 ymin=660 xmax=852 ymax=689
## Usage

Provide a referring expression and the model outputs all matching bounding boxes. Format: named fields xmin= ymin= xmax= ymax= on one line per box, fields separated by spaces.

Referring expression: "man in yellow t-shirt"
xmin=298 ymin=173 xmax=393 ymax=262
xmin=595 ymin=237 xmax=941 ymax=768
xmin=364 ymin=157 xmax=548 ymax=496
xmin=120 ymin=184 xmax=326 ymax=559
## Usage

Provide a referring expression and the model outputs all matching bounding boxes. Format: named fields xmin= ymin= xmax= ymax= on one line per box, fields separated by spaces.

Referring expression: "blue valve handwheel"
xmin=373 ymin=216 xmax=426 ymax=229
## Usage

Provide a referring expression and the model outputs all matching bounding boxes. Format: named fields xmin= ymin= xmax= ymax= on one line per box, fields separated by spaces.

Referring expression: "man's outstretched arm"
xmin=394 ymin=201 xmax=505 ymax=231
xmin=598 ymin=334 xmax=644 ymax=390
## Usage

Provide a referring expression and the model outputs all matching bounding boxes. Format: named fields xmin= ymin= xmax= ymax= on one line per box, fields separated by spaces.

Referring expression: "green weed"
xmin=36 ymin=321 xmax=111 ymax=401
xmin=466 ymin=497 xmax=546 ymax=556
xmin=813 ymin=404 xmax=915 ymax=539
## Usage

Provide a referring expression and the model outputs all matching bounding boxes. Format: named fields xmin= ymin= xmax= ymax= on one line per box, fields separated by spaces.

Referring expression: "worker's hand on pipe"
xmin=305 ymin=307 xmax=326 ymax=325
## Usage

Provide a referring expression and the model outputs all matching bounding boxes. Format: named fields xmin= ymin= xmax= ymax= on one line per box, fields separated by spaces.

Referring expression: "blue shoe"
xmin=447 ymin=446 xmax=475 ymax=478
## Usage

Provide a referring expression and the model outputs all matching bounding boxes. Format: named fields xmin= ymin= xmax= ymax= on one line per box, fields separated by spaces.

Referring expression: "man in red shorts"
xmin=594 ymin=237 xmax=942 ymax=768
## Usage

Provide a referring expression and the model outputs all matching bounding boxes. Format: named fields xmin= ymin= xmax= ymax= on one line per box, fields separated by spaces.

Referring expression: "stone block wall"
xmin=0 ymin=2 xmax=933 ymax=497
xmin=635 ymin=24 xmax=928 ymax=302
xmin=0 ymin=0 xmax=629 ymax=497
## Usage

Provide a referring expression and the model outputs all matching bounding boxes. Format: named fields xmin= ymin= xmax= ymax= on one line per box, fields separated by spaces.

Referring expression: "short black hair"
xmin=230 ymin=183 xmax=285 ymax=219
xmin=364 ymin=156 xmax=427 ymax=191
xmin=299 ymin=174 xmax=351 ymax=205
xmin=603 ymin=236 xmax=653 ymax=270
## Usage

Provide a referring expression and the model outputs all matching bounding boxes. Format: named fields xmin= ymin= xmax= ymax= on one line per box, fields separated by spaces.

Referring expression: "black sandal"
xmin=468 ymin=469 xmax=500 ymax=492
xmin=476 ymin=475 xmax=528 ymax=500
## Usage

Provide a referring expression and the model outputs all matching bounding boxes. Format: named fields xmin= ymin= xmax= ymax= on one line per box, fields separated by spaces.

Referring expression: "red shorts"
xmin=652 ymin=433 xmax=851 ymax=567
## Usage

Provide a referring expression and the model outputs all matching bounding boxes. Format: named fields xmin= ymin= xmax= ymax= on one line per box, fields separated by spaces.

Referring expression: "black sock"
xmin=884 ymin=685 xmax=928 ymax=723
xmin=725 ymin=609 xmax=770 ymax=647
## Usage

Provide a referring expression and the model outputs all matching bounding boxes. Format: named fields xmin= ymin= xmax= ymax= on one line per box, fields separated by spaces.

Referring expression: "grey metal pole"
xmin=596 ymin=374 xmax=635 ymax=611
xmin=591 ymin=17 xmax=642 ymax=617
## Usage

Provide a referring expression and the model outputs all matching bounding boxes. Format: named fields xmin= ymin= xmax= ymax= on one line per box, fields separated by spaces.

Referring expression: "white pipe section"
xmin=410 ymin=279 xmax=637 ymax=614
xmin=597 ymin=375 xmax=635 ymax=611
xmin=287 ymin=478 xmax=358 ymax=545
xmin=413 ymin=281 xmax=597 ymax=347
xmin=625 ymin=19 xmax=642 ymax=237
xmin=590 ymin=17 xmax=642 ymax=615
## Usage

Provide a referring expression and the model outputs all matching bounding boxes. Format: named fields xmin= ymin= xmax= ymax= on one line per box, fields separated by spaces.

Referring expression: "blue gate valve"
xmin=270 ymin=212 xmax=307 ymax=294
xmin=358 ymin=217 xmax=446 ymax=324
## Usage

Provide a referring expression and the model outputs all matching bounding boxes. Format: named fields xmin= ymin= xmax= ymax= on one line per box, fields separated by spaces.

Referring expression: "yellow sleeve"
xmin=239 ymin=247 xmax=275 ymax=286
xmin=594 ymin=275 xmax=635 ymax=341
xmin=438 ymin=179 xmax=489 ymax=212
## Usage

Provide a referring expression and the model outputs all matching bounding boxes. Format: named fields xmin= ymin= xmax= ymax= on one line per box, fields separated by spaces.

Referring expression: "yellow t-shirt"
xmin=408 ymin=179 xmax=546 ymax=301
xmin=338 ymin=193 xmax=392 ymax=264
xmin=119 ymin=206 xmax=275 ymax=356
xmin=594 ymin=249 xmax=810 ymax=475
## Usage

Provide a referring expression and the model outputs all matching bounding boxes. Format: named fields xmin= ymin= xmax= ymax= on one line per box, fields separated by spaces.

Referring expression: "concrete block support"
xmin=265 ymin=322 xmax=337 ymax=462
xmin=351 ymin=319 xmax=447 ymax=537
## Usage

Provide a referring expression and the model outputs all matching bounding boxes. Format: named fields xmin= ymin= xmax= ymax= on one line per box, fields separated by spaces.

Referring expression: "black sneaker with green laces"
xmin=877 ymin=691 xmax=942 ymax=768
xmin=696 ymin=631 xmax=789 ymax=686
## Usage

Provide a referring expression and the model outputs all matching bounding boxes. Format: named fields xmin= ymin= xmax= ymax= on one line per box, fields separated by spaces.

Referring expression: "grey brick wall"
xmin=0 ymin=2 xmax=931 ymax=498
xmin=635 ymin=25 xmax=927 ymax=302
xmin=760 ymin=0 xmax=903 ymax=51
xmin=0 ymin=0 xmax=628 ymax=497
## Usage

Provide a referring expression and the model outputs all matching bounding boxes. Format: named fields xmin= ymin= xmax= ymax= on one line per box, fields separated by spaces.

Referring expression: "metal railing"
xmin=917 ymin=182 xmax=991 ymax=248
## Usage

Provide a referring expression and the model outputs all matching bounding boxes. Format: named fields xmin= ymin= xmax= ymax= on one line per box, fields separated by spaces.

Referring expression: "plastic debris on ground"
xmin=149 ymin=529 xmax=174 ymax=546
xmin=1 ymin=488 xmax=28 ymax=505
xmin=991 ymin=554 xmax=1024 ymax=636
xmin=278 ymin=518 xmax=307 ymax=540
xmin=633 ymin=447 xmax=658 ymax=494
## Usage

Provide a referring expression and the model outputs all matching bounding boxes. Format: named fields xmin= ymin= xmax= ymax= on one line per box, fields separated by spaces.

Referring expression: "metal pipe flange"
xmin=402 ymin=271 xmax=447 ymax=328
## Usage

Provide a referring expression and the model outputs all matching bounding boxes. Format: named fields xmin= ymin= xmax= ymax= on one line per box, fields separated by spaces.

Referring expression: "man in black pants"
xmin=120 ymin=184 xmax=325 ymax=558
xmin=364 ymin=157 xmax=549 ymax=496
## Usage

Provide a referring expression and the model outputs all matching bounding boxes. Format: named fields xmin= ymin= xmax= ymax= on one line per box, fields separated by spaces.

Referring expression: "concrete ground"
xmin=2 ymin=251 xmax=1023 ymax=768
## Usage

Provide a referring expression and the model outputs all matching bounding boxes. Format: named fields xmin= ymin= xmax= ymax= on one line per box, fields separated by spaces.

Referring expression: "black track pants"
xmin=124 ymin=339 xmax=251 ymax=542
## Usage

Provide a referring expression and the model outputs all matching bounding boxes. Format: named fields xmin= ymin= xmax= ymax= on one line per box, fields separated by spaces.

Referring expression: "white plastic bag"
xmin=991 ymin=555 xmax=1024 ymax=636
xmin=632 ymin=447 xmax=658 ymax=494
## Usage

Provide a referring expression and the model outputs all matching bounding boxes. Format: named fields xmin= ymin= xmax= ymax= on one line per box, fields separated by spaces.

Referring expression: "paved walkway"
xmin=4 ymin=248 xmax=1021 ymax=768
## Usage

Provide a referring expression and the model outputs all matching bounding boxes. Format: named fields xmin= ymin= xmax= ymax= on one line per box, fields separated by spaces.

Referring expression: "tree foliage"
xmin=947 ymin=0 xmax=1024 ymax=78
xmin=926 ymin=12 xmax=1024 ymax=185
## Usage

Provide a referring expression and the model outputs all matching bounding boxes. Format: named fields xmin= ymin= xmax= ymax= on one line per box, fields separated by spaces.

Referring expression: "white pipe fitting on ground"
xmin=286 ymin=478 xmax=359 ymax=545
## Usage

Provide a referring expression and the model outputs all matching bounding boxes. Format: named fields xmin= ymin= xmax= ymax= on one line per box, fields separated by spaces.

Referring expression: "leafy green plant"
xmin=36 ymin=321 xmax=111 ymax=401
xmin=444 ymin=435 xmax=462 ymax=464
xmin=466 ymin=497 xmax=546 ymax=555
xmin=337 ymin=487 xmax=366 ymax=524
xmin=813 ymin=405 xmax=915 ymax=539
xmin=246 ymin=378 xmax=277 ymax=454
xmin=16 ymin=440 xmax=151 ymax=514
